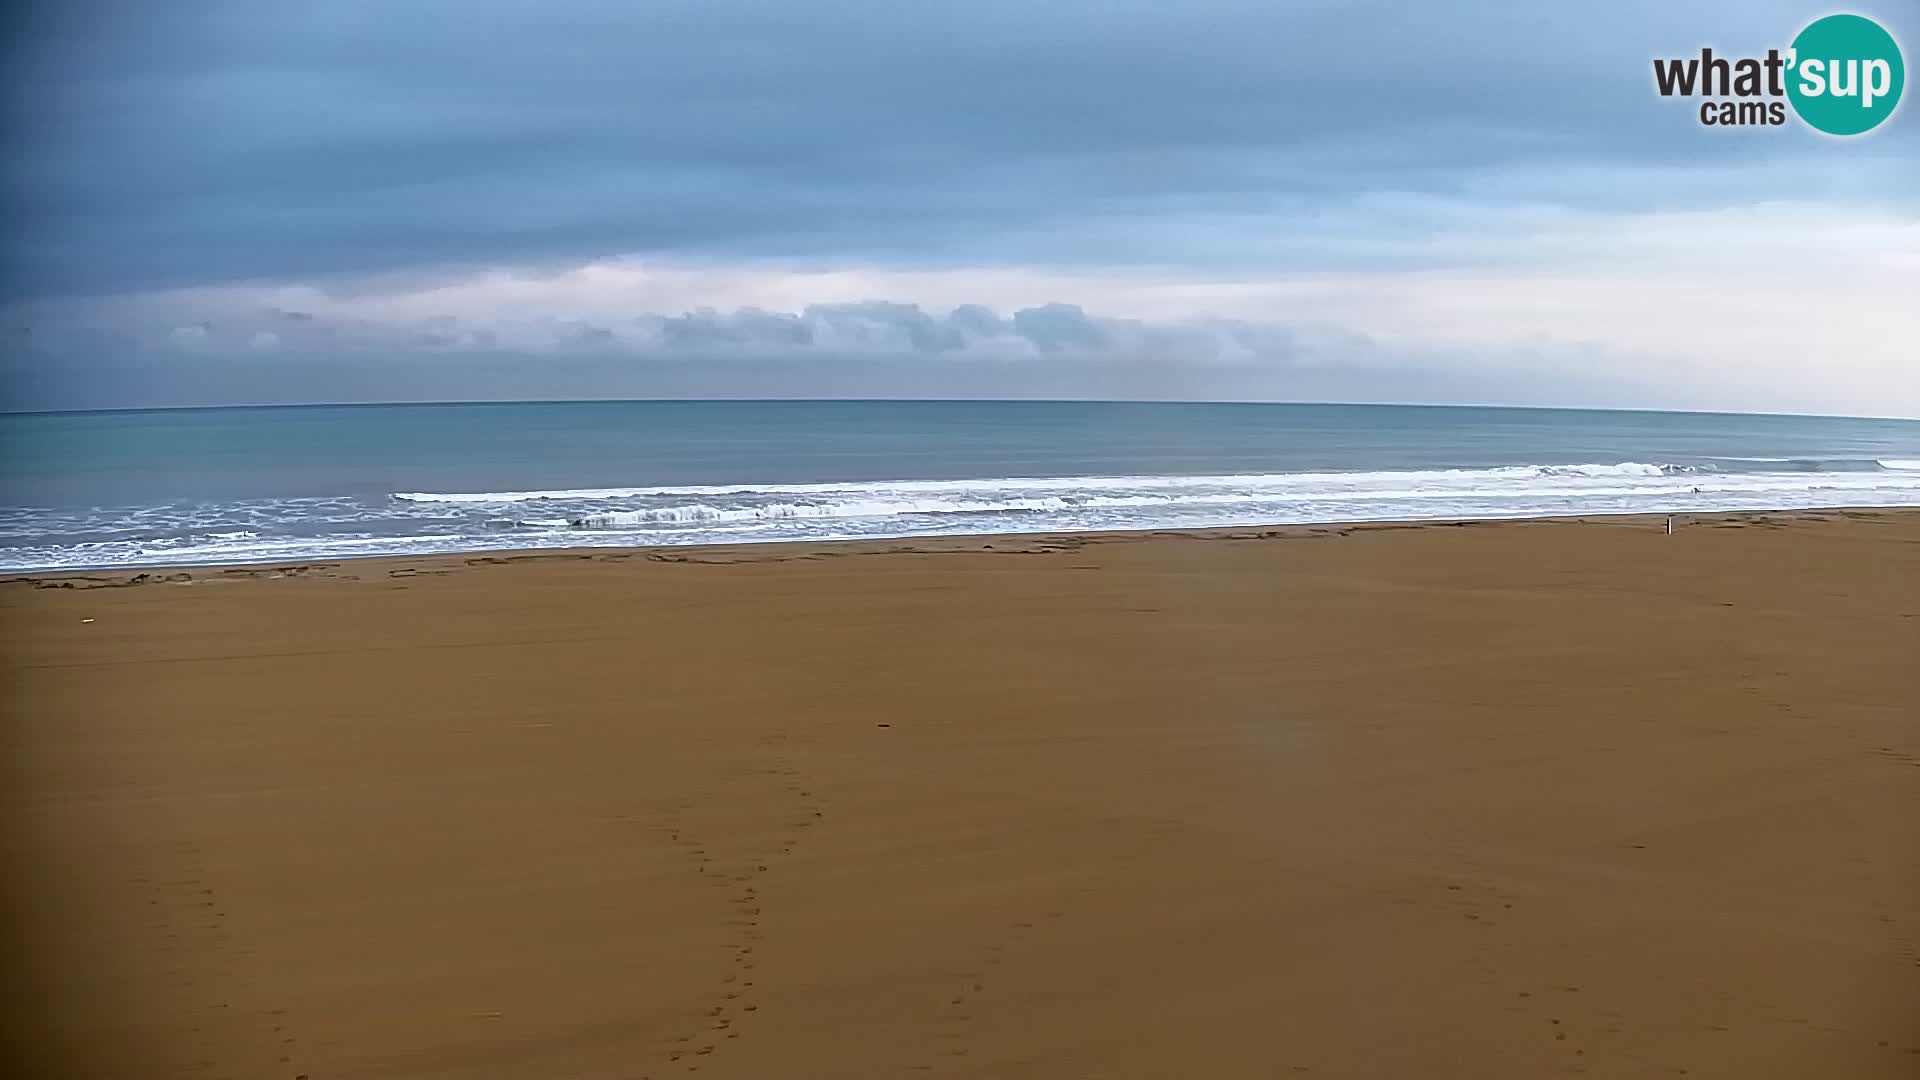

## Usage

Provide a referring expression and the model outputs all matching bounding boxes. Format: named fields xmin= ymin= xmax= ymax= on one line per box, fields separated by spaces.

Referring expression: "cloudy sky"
xmin=3 ymin=1 xmax=1916 ymax=415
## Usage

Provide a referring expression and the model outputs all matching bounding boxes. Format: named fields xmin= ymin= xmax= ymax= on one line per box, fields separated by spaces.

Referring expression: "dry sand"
xmin=4 ymin=511 xmax=1917 ymax=1079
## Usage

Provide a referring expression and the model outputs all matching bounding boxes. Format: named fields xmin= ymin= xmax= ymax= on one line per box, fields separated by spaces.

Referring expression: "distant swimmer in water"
xmin=1692 ymin=486 xmax=1702 ymax=493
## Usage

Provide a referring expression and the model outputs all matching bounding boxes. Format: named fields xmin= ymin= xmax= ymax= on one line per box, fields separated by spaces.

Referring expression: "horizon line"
xmin=4 ymin=396 xmax=1919 ymax=425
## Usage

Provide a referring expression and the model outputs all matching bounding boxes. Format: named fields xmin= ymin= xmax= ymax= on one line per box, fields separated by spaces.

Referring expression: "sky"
xmin=2 ymin=1 xmax=1916 ymax=415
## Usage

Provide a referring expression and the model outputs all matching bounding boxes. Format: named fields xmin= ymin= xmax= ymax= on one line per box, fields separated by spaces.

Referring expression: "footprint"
xmin=650 ymin=740 xmax=828 ymax=1069
xmin=921 ymin=911 xmax=1074 ymax=1074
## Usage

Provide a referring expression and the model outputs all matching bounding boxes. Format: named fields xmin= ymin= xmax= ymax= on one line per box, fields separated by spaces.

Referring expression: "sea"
xmin=3 ymin=399 xmax=1919 ymax=573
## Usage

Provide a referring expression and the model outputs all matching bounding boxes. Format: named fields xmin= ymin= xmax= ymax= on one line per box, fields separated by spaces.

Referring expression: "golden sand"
xmin=5 ymin=511 xmax=1917 ymax=1079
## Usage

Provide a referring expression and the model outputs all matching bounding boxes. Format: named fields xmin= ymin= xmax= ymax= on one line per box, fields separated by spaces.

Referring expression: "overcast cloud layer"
xmin=4 ymin=1 xmax=1917 ymax=414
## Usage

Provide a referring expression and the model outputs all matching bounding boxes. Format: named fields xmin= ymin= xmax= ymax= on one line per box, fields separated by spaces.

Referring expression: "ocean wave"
xmin=479 ymin=460 xmax=1920 ymax=531
xmin=143 ymin=530 xmax=262 ymax=547
xmin=400 ymin=461 xmax=1702 ymax=506
xmin=557 ymin=495 xmax=1171 ymax=528
xmin=1710 ymin=456 xmax=1895 ymax=473
xmin=9 ymin=457 xmax=1920 ymax=572
xmin=548 ymin=478 xmax=1914 ymax=529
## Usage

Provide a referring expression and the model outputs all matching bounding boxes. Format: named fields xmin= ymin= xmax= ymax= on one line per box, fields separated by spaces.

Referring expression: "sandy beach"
xmin=5 ymin=510 xmax=1917 ymax=1080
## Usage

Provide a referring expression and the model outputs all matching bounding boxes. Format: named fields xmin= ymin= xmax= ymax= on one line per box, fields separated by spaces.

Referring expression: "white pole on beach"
xmin=1665 ymin=516 xmax=1672 ymax=535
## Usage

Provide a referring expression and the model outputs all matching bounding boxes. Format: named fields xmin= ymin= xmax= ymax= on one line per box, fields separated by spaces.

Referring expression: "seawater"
xmin=3 ymin=400 xmax=1918 ymax=571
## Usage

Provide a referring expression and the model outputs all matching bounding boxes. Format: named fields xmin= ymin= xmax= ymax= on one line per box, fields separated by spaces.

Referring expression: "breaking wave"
xmin=386 ymin=461 xmax=1920 ymax=532
xmin=8 ymin=458 xmax=1920 ymax=572
xmin=397 ymin=461 xmax=1705 ymax=509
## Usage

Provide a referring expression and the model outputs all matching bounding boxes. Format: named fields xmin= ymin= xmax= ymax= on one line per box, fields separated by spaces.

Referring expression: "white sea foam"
xmin=11 ymin=459 xmax=1920 ymax=573
xmin=560 ymin=495 xmax=1188 ymax=528
xmin=493 ymin=461 xmax=1920 ymax=532
xmin=399 ymin=462 xmax=1690 ymax=506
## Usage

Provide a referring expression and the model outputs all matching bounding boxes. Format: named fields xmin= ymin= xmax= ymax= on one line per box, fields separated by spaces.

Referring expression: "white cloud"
xmin=9 ymin=200 xmax=1916 ymax=416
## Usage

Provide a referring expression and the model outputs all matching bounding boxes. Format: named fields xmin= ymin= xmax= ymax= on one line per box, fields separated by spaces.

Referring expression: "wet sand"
xmin=5 ymin=511 xmax=1918 ymax=1079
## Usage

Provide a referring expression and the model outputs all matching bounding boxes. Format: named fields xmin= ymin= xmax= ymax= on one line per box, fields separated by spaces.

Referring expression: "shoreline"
xmin=6 ymin=503 xmax=1916 ymax=584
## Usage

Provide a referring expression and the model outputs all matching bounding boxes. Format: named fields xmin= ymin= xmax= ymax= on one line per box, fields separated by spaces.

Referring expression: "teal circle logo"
xmin=1787 ymin=14 xmax=1904 ymax=135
